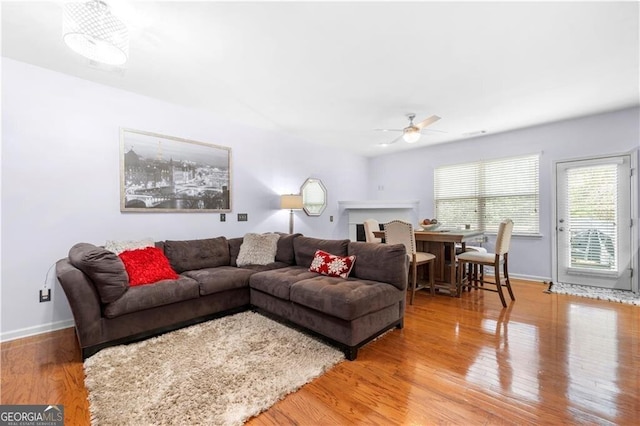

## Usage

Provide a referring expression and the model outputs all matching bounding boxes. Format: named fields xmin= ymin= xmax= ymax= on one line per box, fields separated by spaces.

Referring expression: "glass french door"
xmin=556 ymin=155 xmax=632 ymax=290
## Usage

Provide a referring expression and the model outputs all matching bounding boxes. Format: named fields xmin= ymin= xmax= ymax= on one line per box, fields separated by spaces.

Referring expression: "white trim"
xmin=338 ymin=200 xmax=419 ymax=210
xmin=552 ymin=150 xmax=638 ymax=294
xmin=0 ymin=319 xmax=75 ymax=343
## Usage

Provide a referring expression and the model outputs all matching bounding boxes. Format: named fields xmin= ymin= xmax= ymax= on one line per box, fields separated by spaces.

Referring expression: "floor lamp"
xmin=280 ymin=194 xmax=304 ymax=234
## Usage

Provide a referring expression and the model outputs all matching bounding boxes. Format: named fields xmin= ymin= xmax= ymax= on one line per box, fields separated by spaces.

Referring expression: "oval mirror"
xmin=300 ymin=178 xmax=327 ymax=216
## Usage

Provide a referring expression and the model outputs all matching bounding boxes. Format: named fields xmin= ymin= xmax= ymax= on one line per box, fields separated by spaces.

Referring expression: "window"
xmin=434 ymin=154 xmax=539 ymax=234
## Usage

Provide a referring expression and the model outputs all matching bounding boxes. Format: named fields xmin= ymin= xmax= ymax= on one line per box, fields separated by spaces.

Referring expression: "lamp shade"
xmin=63 ymin=0 xmax=129 ymax=66
xmin=280 ymin=194 xmax=303 ymax=210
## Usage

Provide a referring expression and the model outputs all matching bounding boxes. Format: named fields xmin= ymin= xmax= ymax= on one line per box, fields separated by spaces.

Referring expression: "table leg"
xmin=447 ymin=242 xmax=458 ymax=297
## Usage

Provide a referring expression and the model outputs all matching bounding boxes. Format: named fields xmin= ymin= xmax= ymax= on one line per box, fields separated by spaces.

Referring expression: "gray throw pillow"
xmin=236 ymin=233 xmax=281 ymax=267
xmin=68 ymin=243 xmax=129 ymax=303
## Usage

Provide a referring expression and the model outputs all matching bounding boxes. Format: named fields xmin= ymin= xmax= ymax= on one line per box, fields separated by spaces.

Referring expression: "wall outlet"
xmin=220 ymin=213 xmax=226 ymax=222
xmin=237 ymin=213 xmax=248 ymax=222
xmin=39 ymin=288 xmax=51 ymax=303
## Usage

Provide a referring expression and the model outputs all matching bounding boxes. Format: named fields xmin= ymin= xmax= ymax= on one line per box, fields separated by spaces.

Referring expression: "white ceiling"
xmin=2 ymin=1 xmax=639 ymax=156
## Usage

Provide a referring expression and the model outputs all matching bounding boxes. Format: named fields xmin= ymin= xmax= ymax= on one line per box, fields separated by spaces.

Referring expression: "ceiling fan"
xmin=376 ymin=113 xmax=443 ymax=145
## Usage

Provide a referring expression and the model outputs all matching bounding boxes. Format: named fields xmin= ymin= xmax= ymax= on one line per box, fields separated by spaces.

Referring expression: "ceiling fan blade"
xmin=379 ymin=134 xmax=403 ymax=146
xmin=373 ymin=128 xmax=403 ymax=132
xmin=415 ymin=115 xmax=441 ymax=130
xmin=420 ymin=128 xmax=448 ymax=134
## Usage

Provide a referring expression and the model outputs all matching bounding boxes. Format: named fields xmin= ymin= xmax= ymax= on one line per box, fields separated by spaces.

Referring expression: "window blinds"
xmin=434 ymin=154 xmax=540 ymax=234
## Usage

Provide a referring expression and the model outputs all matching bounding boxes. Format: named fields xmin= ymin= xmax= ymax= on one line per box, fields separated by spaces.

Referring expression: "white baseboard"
xmin=0 ymin=319 xmax=75 ymax=343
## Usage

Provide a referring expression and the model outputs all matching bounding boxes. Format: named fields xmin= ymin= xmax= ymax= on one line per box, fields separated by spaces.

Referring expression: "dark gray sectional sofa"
xmin=56 ymin=233 xmax=408 ymax=360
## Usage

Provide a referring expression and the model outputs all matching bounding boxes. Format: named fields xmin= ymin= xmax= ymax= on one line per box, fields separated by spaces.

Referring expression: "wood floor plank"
xmin=1 ymin=280 xmax=638 ymax=425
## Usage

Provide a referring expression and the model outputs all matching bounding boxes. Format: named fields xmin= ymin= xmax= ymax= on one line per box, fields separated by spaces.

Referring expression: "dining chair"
xmin=363 ymin=218 xmax=382 ymax=243
xmin=456 ymin=244 xmax=488 ymax=292
xmin=456 ymin=219 xmax=515 ymax=308
xmin=383 ymin=220 xmax=435 ymax=304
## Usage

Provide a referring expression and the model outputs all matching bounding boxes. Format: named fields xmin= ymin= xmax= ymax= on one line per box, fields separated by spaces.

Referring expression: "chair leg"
xmin=429 ymin=261 xmax=435 ymax=296
xmin=494 ymin=260 xmax=507 ymax=308
xmin=456 ymin=260 xmax=464 ymax=295
xmin=472 ymin=264 xmax=479 ymax=288
xmin=503 ymin=254 xmax=515 ymax=301
xmin=410 ymin=261 xmax=417 ymax=305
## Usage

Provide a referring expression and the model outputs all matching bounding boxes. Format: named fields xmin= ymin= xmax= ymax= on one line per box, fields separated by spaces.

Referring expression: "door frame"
xmin=551 ymin=150 xmax=638 ymax=293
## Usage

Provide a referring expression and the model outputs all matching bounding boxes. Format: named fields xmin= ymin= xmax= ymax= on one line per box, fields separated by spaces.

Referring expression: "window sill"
xmin=484 ymin=232 xmax=543 ymax=239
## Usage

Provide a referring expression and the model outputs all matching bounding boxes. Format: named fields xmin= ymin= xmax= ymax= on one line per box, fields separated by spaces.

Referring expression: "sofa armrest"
xmin=56 ymin=258 xmax=103 ymax=345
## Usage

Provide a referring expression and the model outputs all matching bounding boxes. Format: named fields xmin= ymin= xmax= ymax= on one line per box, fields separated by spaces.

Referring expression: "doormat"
xmin=546 ymin=281 xmax=640 ymax=306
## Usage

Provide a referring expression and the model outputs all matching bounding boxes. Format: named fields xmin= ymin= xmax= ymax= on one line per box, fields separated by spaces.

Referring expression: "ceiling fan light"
xmin=402 ymin=127 xmax=421 ymax=143
xmin=63 ymin=0 xmax=129 ymax=66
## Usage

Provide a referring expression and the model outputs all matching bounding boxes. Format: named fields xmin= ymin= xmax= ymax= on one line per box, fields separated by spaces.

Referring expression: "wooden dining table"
xmin=373 ymin=228 xmax=485 ymax=296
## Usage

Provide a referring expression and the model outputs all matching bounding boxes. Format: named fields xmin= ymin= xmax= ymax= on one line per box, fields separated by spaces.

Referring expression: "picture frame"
xmin=120 ymin=128 xmax=231 ymax=212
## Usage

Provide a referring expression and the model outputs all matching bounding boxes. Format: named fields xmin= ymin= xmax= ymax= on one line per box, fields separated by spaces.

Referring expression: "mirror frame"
xmin=300 ymin=178 xmax=327 ymax=216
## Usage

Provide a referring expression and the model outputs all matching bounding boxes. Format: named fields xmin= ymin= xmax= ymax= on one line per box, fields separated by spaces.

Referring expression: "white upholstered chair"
xmin=457 ymin=219 xmax=515 ymax=308
xmin=363 ymin=218 xmax=382 ymax=243
xmin=384 ymin=220 xmax=436 ymax=304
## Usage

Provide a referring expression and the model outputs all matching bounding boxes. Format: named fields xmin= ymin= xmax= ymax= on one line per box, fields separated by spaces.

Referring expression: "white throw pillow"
xmin=104 ymin=238 xmax=155 ymax=255
xmin=236 ymin=233 xmax=281 ymax=267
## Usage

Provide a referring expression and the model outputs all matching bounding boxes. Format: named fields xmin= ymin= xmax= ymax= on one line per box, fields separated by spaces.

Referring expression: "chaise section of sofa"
xmin=249 ymin=237 xmax=408 ymax=360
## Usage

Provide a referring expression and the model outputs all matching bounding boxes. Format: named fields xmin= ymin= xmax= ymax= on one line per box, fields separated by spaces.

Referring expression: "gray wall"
xmin=368 ymin=107 xmax=640 ymax=281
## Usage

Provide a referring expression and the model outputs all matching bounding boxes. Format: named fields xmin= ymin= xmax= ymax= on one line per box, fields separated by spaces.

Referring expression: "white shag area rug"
xmin=547 ymin=282 xmax=640 ymax=306
xmin=84 ymin=311 xmax=344 ymax=425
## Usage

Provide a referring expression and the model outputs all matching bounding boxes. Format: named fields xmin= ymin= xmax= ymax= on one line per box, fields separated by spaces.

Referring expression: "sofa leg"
xmin=396 ymin=319 xmax=404 ymax=329
xmin=345 ymin=346 xmax=358 ymax=361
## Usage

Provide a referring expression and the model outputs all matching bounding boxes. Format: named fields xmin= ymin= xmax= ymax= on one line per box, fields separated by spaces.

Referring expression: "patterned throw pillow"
xmin=236 ymin=233 xmax=281 ymax=267
xmin=105 ymin=238 xmax=155 ymax=255
xmin=309 ymin=249 xmax=356 ymax=279
xmin=118 ymin=247 xmax=179 ymax=286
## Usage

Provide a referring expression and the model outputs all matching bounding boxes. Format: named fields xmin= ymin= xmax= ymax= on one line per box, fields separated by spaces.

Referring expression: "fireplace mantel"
xmin=338 ymin=200 xmax=419 ymax=210
xmin=338 ymin=200 xmax=420 ymax=241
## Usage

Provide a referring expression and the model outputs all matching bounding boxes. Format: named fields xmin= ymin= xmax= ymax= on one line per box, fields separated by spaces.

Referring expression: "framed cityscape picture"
xmin=120 ymin=128 xmax=231 ymax=212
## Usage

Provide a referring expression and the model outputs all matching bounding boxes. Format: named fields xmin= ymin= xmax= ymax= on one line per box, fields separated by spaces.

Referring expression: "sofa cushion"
xmin=103 ymin=276 xmax=200 ymax=318
xmin=239 ymin=262 xmax=291 ymax=272
xmin=309 ymin=250 xmax=356 ymax=279
xmin=228 ymin=237 xmax=243 ymax=267
xmin=118 ymin=247 xmax=179 ymax=286
xmin=183 ymin=266 xmax=254 ymax=296
xmin=104 ymin=238 xmax=154 ymax=255
xmin=163 ymin=237 xmax=230 ymax=273
xmin=290 ymin=276 xmax=405 ymax=321
xmin=236 ymin=233 xmax=280 ymax=266
xmin=348 ymin=241 xmax=408 ymax=291
xmin=249 ymin=266 xmax=318 ymax=300
xmin=274 ymin=232 xmax=302 ymax=264
xmin=293 ymin=236 xmax=350 ymax=268
xmin=68 ymin=243 xmax=129 ymax=304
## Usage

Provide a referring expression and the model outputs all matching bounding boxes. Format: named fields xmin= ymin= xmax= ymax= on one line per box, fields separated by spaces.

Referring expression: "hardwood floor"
xmin=2 ymin=280 xmax=638 ymax=425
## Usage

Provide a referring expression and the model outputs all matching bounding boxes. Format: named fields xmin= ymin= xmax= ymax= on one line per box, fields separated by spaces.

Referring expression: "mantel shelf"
xmin=338 ymin=200 xmax=419 ymax=210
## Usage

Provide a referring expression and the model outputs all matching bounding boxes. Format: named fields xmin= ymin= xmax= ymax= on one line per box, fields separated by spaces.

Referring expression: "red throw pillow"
xmin=309 ymin=249 xmax=356 ymax=279
xmin=118 ymin=247 xmax=179 ymax=286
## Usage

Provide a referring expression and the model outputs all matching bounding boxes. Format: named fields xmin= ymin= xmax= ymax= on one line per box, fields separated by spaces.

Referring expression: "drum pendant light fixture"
xmin=63 ymin=0 xmax=129 ymax=66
